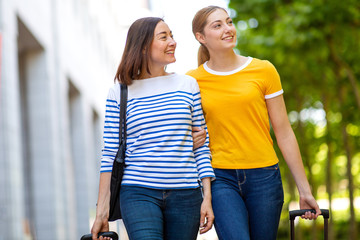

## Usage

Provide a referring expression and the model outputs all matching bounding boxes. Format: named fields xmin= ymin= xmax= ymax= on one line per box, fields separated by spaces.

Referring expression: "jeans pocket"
xmin=247 ymin=164 xmax=281 ymax=183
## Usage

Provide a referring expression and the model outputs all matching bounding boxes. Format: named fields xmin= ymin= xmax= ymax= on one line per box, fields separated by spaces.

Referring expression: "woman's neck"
xmin=140 ymin=64 xmax=168 ymax=79
xmin=206 ymin=49 xmax=247 ymax=72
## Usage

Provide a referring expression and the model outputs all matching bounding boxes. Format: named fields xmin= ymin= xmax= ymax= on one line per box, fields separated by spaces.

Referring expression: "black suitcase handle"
xmin=80 ymin=231 xmax=118 ymax=240
xmin=289 ymin=209 xmax=329 ymax=220
xmin=289 ymin=209 xmax=329 ymax=240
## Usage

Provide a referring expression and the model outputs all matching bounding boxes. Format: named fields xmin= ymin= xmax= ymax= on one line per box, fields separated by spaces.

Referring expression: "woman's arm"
xmin=190 ymin=83 xmax=214 ymax=180
xmin=91 ymin=172 xmax=111 ymax=240
xmin=190 ymin=80 xmax=215 ymax=231
xmin=91 ymin=86 xmax=120 ymax=239
xmin=199 ymin=177 xmax=214 ymax=234
xmin=266 ymin=95 xmax=321 ymax=220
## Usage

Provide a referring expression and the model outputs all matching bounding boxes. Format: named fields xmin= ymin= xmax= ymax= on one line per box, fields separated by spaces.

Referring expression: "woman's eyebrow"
xmin=210 ymin=20 xmax=221 ymax=25
xmin=210 ymin=17 xmax=231 ymax=25
xmin=156 ymin=31 xmax=172 ymax=36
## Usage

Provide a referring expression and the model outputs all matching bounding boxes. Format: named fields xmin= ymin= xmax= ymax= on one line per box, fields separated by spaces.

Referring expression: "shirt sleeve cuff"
xmin=265 ymin=89 xmax=284 ymax=99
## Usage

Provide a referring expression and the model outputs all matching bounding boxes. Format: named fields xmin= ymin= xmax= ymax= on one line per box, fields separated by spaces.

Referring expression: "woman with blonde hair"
xmin=187 ymin=6 xmax=321 ymax=240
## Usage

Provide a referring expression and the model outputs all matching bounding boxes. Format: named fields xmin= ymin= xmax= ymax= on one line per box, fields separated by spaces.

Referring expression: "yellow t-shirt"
xmin=186 ymin=57 xmax=283 ymax=169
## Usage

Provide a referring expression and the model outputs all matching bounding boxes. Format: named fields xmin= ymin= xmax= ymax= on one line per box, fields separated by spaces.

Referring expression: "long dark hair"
xmin=192 ymin=6 xmax=227 ymax=66
xmin=114 ymin=17 xmax=163 ymax=85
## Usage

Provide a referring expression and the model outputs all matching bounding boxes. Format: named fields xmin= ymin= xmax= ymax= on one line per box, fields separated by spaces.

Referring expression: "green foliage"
xmin=229 ymin=0 xmax=360 ymax=238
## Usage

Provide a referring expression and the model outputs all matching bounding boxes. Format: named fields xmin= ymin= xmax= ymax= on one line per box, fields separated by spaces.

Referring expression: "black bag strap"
xmin=115 ymin=83 xmax=127 ymax=163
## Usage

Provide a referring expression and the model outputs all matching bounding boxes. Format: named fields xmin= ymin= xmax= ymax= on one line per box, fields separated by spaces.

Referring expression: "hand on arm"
xmin=267 ymin=95 xmax=320 ymax=220
xmin=199 ymin=177 xmax=214 ymax=234
xmin=91 ymin=172 xmax=112 ymax=240
xmin=192 ymin=127 xmax=206 ymax=150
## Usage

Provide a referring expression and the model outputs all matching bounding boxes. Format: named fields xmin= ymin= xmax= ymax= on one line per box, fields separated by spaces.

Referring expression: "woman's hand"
xmin=91 ymin=216 xmax=110 ymax=240
xmin=299 ymin=194 xmax=321 ymax=220
xmin=199 ymin=197 xmax=214 ymax=234
xmin=92 ymin=172 xmax=112 ymax=239
xmin=192 ymin=127 xmax=206 ymax=150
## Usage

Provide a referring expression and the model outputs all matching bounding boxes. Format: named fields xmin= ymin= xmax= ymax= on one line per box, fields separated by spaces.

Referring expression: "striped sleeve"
xmin=100 ymin=87 xmax=120 ymax=172
xmin=191 ymin=81 xmax=215 ymax=180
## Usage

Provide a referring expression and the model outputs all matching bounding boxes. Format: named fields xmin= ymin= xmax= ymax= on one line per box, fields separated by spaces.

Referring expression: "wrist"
xmin=299 ymin=191 xmax=315 ymax=201
xmin=297 ymin=182 xmax=312 ymax=197
xmin=96 ymin=206 xmax=109 ymax=219
xmin=202 ymin=194 xmax=212 ymax=201
xmin=96 ymin=212 xmax=109 ymax=220
xmin=298 ymin=187 xmax=312 ymax=197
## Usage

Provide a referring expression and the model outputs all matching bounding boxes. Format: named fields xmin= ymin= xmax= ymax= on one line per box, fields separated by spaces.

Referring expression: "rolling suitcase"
xmin=289 ymin=209 xmax=329 ymax=240
xmin=80 ymin=231 xmax=118 ymax=240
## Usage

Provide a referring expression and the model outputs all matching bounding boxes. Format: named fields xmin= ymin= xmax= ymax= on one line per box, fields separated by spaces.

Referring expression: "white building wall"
xmin=0 ymin=0 xmax=26 ymax=239
xmin=0 ymin=0 xmax=151 ymax=239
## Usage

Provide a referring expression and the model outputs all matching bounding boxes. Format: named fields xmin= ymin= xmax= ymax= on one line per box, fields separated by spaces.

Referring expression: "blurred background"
xmin=0 ymin=0 xmax=358 ymax=239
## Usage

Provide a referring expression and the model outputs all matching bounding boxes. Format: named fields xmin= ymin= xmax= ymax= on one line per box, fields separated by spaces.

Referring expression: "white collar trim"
xmin=203 ymin=57 xmax=253 ymax=76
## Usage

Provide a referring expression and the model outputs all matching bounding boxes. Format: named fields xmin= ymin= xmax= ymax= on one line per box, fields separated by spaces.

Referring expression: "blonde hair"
xmin=192 ymin=6 xmax=227 ymax=66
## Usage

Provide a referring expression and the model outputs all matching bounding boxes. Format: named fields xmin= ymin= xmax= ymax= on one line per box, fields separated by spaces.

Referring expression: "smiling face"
xmin=149 ymin=21 xmax=177 ymax=68
xmin=196 ymin=9 xmax=236 ymax=52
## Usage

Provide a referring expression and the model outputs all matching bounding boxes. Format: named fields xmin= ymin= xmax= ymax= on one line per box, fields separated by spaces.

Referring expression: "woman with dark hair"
xmin=91 ymin=17 xmax=215 ymax=240
xmin=187 ymin=6 xmax=321 ymax=240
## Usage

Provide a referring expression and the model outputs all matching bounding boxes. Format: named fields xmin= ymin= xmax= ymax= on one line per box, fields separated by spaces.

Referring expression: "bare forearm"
xmin=201 ymin=177 xmax=212 ymax=200
xmin=96 ymin=172 xmax=112 ymax=218
xmin=199 ymin=177 xmax=214 ymax=234
xmin=276 ymin=131 xmax=312 ymax=196
xmin=91 ymin=172 xmax=111 ymax=239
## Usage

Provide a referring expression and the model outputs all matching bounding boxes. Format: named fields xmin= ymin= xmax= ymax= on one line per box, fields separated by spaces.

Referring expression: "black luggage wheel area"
xmin=80 ymin=231 xmax=118 ymax=240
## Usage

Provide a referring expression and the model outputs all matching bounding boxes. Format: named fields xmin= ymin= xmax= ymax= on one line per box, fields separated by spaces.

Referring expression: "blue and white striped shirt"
xmin=100 ymin=73 xmax=214 ymax=189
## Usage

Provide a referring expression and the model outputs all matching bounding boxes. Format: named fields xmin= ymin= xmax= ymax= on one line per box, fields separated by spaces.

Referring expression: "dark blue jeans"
xmin=120 ymin=185 xmax=202 ymax=240
xmin=211 ymin=164 xmax=284 ymax=240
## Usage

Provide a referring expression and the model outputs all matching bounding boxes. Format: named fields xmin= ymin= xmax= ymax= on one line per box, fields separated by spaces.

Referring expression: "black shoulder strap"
xmin=115 ymin=83 xmax=128 ymax=163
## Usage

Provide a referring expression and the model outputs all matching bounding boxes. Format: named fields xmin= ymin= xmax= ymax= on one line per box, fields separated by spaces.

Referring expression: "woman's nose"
xmin=224 ymin=24 xmax=232 ymax=32
xmin=169 ymin=38 xmax=176 ymax=47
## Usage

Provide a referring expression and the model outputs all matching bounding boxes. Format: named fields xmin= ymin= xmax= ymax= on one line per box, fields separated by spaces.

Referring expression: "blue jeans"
xmin=211 ymin=164 xmax=284 ymax=240
xmin=120 ymin=185 xmax=202 ymax=240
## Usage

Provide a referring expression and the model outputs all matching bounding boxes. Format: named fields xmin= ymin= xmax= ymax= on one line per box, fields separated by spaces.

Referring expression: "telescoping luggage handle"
xmin=289 ymin=209 xmax=329 ymax=240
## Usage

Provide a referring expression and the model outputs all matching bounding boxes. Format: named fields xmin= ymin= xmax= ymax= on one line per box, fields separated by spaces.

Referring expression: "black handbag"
xmin=108 ymin=83 xmax=128 ymax=221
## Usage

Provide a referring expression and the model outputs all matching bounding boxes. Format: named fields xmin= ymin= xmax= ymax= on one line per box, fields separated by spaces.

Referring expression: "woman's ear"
xmin=195 ymin=32 xmax=206 ymax=45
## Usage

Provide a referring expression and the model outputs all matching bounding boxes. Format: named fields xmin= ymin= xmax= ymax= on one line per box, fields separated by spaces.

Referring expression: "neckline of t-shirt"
xmin=203 ymin=57 xmax=253 ymax=76
xmin=140 ymin=72 xmax=176 ymax=81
